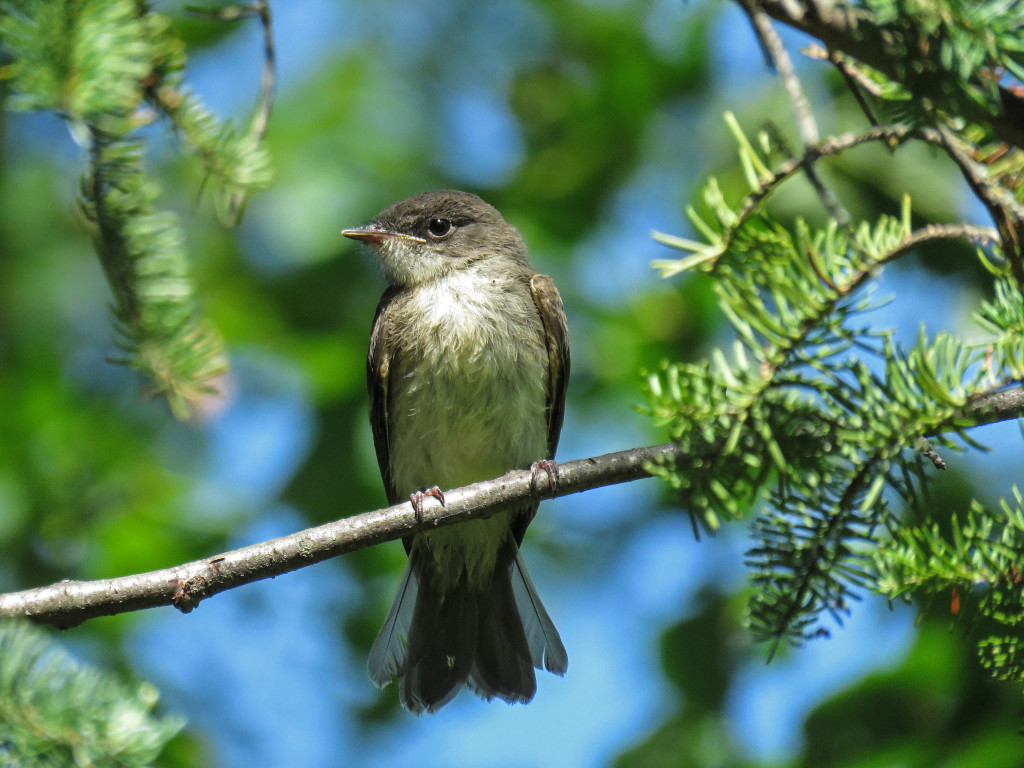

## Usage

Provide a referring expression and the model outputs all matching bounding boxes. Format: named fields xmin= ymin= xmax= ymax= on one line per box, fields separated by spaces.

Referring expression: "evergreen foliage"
xmin=855 ymin=0 xmax=1024 ymax=128
xmin=875 ymin=488 xmax=1024 ymax=683
xmin=0 ymin=0 xmax=271 ymax=418
xmin=0 ymin=621 xmax=182 ymax=766
xmin=645 ymin=0 xmax=1024 ymax=690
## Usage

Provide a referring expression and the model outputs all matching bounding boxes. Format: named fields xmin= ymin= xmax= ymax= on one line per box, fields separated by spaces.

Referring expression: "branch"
xmin=736 ymin=0 xmax=851 ymax=227
xmin=884 ymin=223 xmax=1001 ymax=262
xmin=0 ymin=443 xmax=682 ymax=629
xmin=760 ymin=456 xmax=879 ymax=655
xmin=750 ymin=0 xmax=1024 ymax=151
xmin=3 ymin=382 xmax=1023 ymax=630
xmin=739 ymin=0 xmax=819 ymax=145
xmin=652 ymin=123 xmax=923 ymax=275
xmin=934 ymin=125 xmax=1024 ymax=292
xmin=962 ymin=384 xmax=1024 ymax=428
xmin=652 ymin=123 xmax=992 ymax=276
xmin=181 ymin=1 xmax=277 ymax=225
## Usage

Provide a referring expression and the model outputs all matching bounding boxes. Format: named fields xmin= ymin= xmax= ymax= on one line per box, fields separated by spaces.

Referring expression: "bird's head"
xmin=342 ymin=190 xmax=529 ymax=288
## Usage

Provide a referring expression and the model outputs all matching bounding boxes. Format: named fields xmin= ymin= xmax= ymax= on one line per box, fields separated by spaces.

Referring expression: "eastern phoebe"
xmin=342 ymin=190 xmax=569 ymax=714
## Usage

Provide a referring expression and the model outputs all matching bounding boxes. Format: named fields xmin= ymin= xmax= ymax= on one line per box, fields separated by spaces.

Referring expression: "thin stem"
xmin=228 ymin=0 xmax=275 ymax=224
xmin=0 ymin=443 xmax=683 ymax=628
xmin=3 ymin=377 xmax=1023 ymax=629
xmin=751 ymin=0 xmax=1024 ymax=151
xmin=738 ymin=0 xmax=852 ymax=227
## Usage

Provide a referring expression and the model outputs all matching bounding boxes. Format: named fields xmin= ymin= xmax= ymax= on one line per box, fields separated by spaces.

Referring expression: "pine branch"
xmin=3 ymin=375 xmax=1022 ymax=631
xmin=80 ymin=128 xmax=229 ymax=418
xmin=873 ymin=489 xmax=1024 ymax=688
xmin=172 ymin=1 xmax=276 ymax=224
xmin=749 ymin=457 xmax=881 ymax=653
xmin=648 ymin=105 xmax=1023 ymax=647
xmin=748 ymin=0 xmax=1024 ymax=150
xmin=737 ymin=0 xmax=852 ymax=227
xmin=0 ymin=0 xmax=274 ymax=417
xmin=650 ymin=121 xmax=945 ymax=276
xmin=0 ymin=622 xmax=183 ymax=766
xmin=727 ymin=1 xmax=1024 ymax=296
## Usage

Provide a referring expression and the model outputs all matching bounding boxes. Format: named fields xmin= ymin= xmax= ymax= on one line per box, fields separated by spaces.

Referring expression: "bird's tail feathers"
xmin=367 ymin=560 xmax=418 ymax=690
xmin=368 ymin=541 xmax=567 ymax=713
xmin=466 ymin=554 xmax=536 ymax=704
xmin=509 ymin=542 xmax=568 ymax=675
xmin=400 ymin=573 xmax=478 ymax=714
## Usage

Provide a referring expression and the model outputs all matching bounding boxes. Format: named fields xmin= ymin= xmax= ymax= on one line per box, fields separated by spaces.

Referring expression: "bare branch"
xmin=2 ymin=378 xmax=1022 ymax=631
xmin=883 ymin=223 xmax=1001 ymax=262
xmin=0 ymin=443 xmax=682 ymax=629
xmin=739 ymin=0 xmax=819 ymax=145
xmin=736 ymin=0 xmax=851 ymax=227
xmin=811 ymin=45 xmax=884 ymax=129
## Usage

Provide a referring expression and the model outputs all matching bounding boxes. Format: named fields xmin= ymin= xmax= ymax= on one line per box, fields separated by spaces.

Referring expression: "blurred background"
xmin=2 ymin=0 xmax=1022 ymax=765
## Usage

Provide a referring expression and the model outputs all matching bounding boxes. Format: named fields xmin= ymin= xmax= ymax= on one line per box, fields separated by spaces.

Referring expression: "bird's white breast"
xmin=387 ymin=268 xmax=549 ymax=586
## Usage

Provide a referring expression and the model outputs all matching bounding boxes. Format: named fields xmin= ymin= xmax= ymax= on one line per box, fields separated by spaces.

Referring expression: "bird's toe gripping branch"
xmin=409 ymin=486 xmax=446 ymax=523
xmin=530 ymin=459 xmax=560 ymax=497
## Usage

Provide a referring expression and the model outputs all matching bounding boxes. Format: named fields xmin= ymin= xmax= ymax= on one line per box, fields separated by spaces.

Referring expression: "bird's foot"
xmin=530 ymin=459 xmax=560 ymax=497
xmin=410 ymin=486 xmax=445 ymax=523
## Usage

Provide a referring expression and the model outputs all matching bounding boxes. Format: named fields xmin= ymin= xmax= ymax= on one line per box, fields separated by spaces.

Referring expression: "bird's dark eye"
xmin=427 ymin=217 xmax=454 ymax=238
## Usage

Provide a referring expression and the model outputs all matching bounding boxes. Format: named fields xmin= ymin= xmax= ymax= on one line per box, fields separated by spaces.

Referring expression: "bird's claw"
xmin=410 ymin=486 xmax=445 ymax=523
xmin=530 ymin=459 xmax=559 ymax=497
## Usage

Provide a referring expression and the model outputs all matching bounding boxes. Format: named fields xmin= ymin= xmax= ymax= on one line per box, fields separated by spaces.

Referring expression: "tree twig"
xmin=186 ymin=1 xmax=277 ymax=225
xmin=750 ymin=0 xmax=1024 ymax=151
xmin=693 ymin=123 xmax=932 ymax=269
xmin=0 ymin=443 xmax=683 ymax=628
xmin=807 ymin=44 xmax=885 ymax=133
xmin=934 ymin=125 xmax=1024 ymax=293
xmin=737 ymin=0 xmax=851 ymax=228
xmin=961 ymin=384 xmax=1024 ymax=428
xmin=883 ymin=222 xmax=1001 ymax=262
xmin=3 ymin=378 xmax=1023 ymax=630
xmin=739 ymin=0 xmax=819 ymax=146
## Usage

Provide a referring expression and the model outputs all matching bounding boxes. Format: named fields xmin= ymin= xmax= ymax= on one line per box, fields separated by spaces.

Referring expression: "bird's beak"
xmin=341 ymin=224 xmax=426 ymax=245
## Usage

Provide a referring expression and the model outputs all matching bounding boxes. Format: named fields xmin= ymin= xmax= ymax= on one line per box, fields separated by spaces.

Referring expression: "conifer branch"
xmin=737 ymin=0 xmax=851 ymax=227
xmin=185 ymin=0 xmax=277 ymax=224
xmin=1 ymin=0 xmax=275 ymax=417
xmin=935 ymin=125 xmax=1024 ymax=292
xmin=648 ymin=93 xmax=1024 ymax=656
xmin=0 ymin=622 xmax=183 ymax=765
xmin=753 ymin=457 xmax=880 ymax=654
xmin=748 ymin=0 xmax=1024 ymax=150
xmin=651 ymin=122 xmax=953 ymax=275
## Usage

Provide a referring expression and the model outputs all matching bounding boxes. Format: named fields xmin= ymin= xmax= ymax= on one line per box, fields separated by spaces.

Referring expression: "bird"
xmin=342 ymin=190 xmax=569 ymax=714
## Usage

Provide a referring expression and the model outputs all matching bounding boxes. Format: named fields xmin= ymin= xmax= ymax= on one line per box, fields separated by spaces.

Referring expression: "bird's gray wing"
xmin=494 ymin=274 xmax=569 ymax=675
xmin=530 ymin=273 xmax=570 ymax=459
xmin=507 ymin=274 xmax=570 ymax=548
xmin=367 ymin=286 xmax=402 ymax=508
